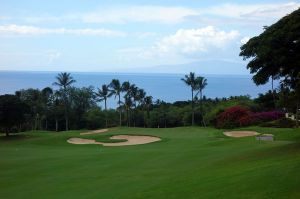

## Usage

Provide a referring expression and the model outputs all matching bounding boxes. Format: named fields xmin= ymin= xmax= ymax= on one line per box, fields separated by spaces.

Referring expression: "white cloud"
xmin=206 ymin=2 xmax=300 ymax=20
xmin=118 ymin=26 xmax=240 ymax=61
xmin=0 ymin=24 xmax=126 ymax=37
xmin=23 ymin=16 xmax=62 ymax=23
xmin=153 ymin=26 xmax=239 ymax=56
xmin=81 ymin=6 xmax=197 ymax=24
xmin=46 ymin=50 xmax=61 ymax=63
xmin=0 ymin=16 xmax=11 ymax=20
xmin=7 ymin=2 xmax=300 ymax=26
xmin=0 ymin=50 xmax=63 ymax=69
xmin=135 ymin=32 xmax=158 ymax=39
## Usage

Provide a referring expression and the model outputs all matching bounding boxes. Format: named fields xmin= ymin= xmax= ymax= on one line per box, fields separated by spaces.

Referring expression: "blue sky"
xmin=0 ymin=0 xmax=299 ymax=74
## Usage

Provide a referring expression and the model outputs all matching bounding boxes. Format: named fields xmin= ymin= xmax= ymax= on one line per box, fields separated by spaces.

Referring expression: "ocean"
xmin=0 ymin=71 xmax=276 ymax=108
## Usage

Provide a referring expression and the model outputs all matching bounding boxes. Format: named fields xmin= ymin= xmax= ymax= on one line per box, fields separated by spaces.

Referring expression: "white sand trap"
xmin=80 ymin=129 xmax=108 ymax=135
xmin=67 ymin=135 xmax=161 ymax=147
xmin=223 ymin=131 xmax=259 ymax=138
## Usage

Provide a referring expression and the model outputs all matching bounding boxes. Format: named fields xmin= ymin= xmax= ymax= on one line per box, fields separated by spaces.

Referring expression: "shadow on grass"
xmin=0 ymin=133 xmax=31 ymax=141
xmin=214 ymin=141 xmax=300 ymax=168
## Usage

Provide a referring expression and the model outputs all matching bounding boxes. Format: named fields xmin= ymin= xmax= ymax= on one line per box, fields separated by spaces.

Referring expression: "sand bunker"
xmin=80 ymin=129 xmax=108 ymax=135
xmin=67 ymin=135 xmax=161 ymax=147
xmin=68 ymin=138 xmax=98 ymax=144
xmin=223 ymin=131 xmax=259 ymax=138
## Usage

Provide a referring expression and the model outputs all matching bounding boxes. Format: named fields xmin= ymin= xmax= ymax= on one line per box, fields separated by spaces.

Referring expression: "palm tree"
xmin=96 ymin=84 xmax=113 ymax=127
xmin=181 ymin=72 xmax=197 ymax=126
xmin=144 ymin=96 xmax=153 ymax=127
xmin=124 ymin=95 xmax=133 ymax=127
xmin=137 ymin=89 xmax=146 ymax=105
xmin=129 ymin=85 xmax=139 ymax=127
xmin=122 ymin=81 xmax=132 ymax=126
xmin=52 ymin=90 xmax=63 ymax=132
xmin=110 ymin=79 xmax=123 ymax=126
xmin=53 ymin=72 xmax=76 ymax=90
xmin=129 ymin=84 xmax=138 ymax=103
xmin=53 ymin=72 xmax=76 ymax=131
xmin=195 ymin=76 xmax=207 ymax=126
xmin=41 ymin=87 xmax=53 ymax=130
xmin=136 ymin=89 xmax=146 ymax=126
xmin=122 ymin=81 xmax=131 ymax=92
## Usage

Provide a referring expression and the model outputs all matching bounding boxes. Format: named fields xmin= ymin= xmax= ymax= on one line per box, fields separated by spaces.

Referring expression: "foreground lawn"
xmin=0 ymin=127 xmax=300 ymax=199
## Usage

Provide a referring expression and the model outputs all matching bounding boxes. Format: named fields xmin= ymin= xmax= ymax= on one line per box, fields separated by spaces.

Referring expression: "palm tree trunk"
xmin=191 ymin=88 xmax=194 ymax=126
xmin=126 ymin=107 xmax=129 ymax=127
xmin=63 ymin=88 xmax=69 ymax=131
xmin=45 ymin=118 xmax=48 ymax=130
xmin=118 ymin=94 xmax=122 ymax=126
xmin=200 ymin=90 xmax=203 ymax=113
xmin=147 ymin=108 xmax=150 ymax=128
xmin=200 ymin=90 xmax=206 ymax=127
xmin=128 ymin=108 xmax=131 ymax=127
xmin=105 ymin=98 xmax=108 ymax=128
xmin=296 ymin=100 xmax=299 ymax=128
xmin=65 ymin=114 xmax=68 ymax=131
xmin=271 ymin=76 xmax=276 ymax=108
xmin=132 ymin=105 xmax=135 ymax=127
xmin=35 ymin=114 xmax=38 ymax=130
xmin=143 ymin=109 xmax=146 ymax=128
xmin=5 ymin=128 xmax=9 ymax=137
xmin=56 ymin=118 xmax=58 ymax=132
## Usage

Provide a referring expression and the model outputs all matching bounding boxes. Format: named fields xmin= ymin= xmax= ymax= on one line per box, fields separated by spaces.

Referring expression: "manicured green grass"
xmin=1 ymin=127 xmax=300 ymax=199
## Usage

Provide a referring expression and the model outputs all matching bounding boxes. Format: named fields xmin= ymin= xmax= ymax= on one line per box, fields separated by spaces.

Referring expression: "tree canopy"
xmin=240 ymin=8 xmax=300 ymax=88
xmin=0 ymin=95 xmax=29 ymax=136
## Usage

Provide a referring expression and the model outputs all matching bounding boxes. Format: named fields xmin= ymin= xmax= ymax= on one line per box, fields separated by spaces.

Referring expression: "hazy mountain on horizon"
xmin=123 ymin=59 xmax=249 ymax=75
xmin=0 ymin=59 xmax=249 ymax=76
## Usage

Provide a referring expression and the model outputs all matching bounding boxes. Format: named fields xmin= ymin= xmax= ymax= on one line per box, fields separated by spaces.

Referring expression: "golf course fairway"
xmin=1 ymin=127 xmax=300 ymax=199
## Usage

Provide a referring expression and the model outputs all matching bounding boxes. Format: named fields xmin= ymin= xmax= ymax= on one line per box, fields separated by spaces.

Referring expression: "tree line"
xmin=0 ymin=72 xmax=157 ymax=133
xmin=0 ymin=70 xmax=298 ymax=136
xmin=0 ymin=70 xmax=211 ymax=136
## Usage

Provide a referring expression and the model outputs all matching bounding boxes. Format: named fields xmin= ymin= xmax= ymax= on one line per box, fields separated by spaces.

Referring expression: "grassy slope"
xmin=0 ymin=127 xmax=300 ymax=199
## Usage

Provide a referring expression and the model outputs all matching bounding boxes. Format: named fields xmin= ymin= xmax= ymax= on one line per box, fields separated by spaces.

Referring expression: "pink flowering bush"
xmin=216 ymin=106 xmax=284 ymax=129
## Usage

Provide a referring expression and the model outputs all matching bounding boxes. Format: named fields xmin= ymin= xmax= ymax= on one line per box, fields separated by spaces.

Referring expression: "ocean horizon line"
xmin=0 ymin=70 xmax=252 ymax=78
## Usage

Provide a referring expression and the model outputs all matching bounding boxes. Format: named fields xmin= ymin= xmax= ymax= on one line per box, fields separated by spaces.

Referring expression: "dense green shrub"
xmin=84 ymin=108 xmax=105 ymax=129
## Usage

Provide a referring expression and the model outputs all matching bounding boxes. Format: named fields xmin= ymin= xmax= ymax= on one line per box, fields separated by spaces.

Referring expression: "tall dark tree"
xmin=122 ymin=81 xmax=131 ymax=126
xmin=195 ymin=76 xmax=207 ymax=126
xmin=53 ymin=72 xmax=76 ymax=131
xmin=41 ymin=87 xmax=53 ymax=130
xmin=181 ymin=72 xmax=197 ymax=125
xmin=240 ymin=8 xmax=300 ymax=119
xmin=0 ymin=95 xmax=29 ymax=136
xmin=16 ymin=88 xmax=42 ymax=130
xmin=110 ymin=79 xmax=123 ymax=126
xmin=129 ymin=85 xmax=141 ymax=127
xmin=124 ymin=95 xmax=133 ymax=127
xmin=136 ymin=89 xmax=146 ymax=105
xmin=51 ymin=91 xmax=64 ymax=132
xmin=70 ymin=86 xmax=96 ymax=129
xmin=144 ymin=96 xmax=153 ymax=127
xmin=96 ymin=84 xmax=113 ymax=127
